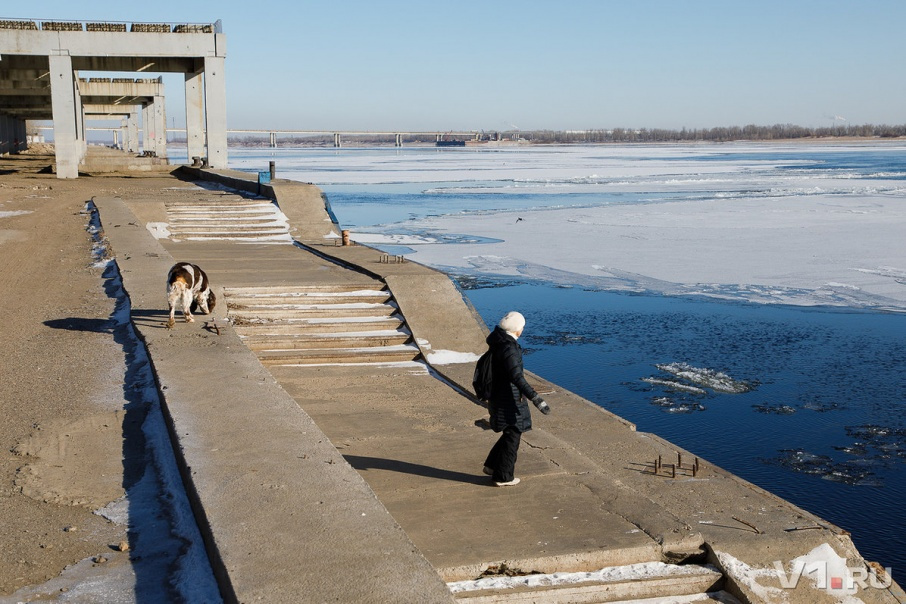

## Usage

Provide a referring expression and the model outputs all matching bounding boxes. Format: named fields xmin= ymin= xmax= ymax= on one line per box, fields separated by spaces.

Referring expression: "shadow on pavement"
xmin=344 ymin=454 xmax=489 ymax=486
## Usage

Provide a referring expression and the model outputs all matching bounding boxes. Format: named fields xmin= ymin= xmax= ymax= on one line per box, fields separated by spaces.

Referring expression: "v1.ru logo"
xmin=773 ymin=559 xmax=893 ymax=593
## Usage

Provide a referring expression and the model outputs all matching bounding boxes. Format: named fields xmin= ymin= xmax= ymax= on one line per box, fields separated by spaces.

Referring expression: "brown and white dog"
xmin=166 ymin=262 xmax=216 ymax=328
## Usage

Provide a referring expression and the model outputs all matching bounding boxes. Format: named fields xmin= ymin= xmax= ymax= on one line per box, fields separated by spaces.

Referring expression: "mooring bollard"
xmin=341 ymin=230 xmax=350 ymax=246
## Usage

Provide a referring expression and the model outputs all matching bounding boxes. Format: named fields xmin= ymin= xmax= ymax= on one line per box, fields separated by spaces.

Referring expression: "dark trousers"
xmin=484 ymin=426 xmax=522 ymax=482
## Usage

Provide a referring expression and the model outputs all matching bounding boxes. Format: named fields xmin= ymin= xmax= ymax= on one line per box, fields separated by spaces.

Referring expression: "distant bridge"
xmin=223 ymin=129 xmax=501 ymax=147
xmin=38 ymin=126 xmax=510 ymax=147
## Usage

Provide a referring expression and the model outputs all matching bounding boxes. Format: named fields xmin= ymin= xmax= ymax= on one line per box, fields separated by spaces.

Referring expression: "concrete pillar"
xmin=185 ymin=69 xmax=205 ymax=162
xmin=395 ymin=133 xmax=402 ymax=147
xmin=126 ymin=111 xmax=139 ymax=154
xmin=0 ymin=114 xmax=8 ymax=155
xmin=113 ymin=129 xmax=119 ymax=148
xmin=119 ymin=119 xmax=127 ymax=151
xmin=202 ymin=55 xmax=228 ymax=168
xmin=334 ymin=133 xmax=341 ymax=148
xmin=269 ymin=132 xmax=277 ymax=148
xmin=3 ymin=114 xmax=10 ymax=155
xmin=153 ymin=94 xmax=167 ymax=158
xmin=142 ymin=102 xmax=152 ymax=155
xmin=75 ymin=85 xmax=87 ymax=159
xmin=49 ymin=54 xmax=79 ymax=178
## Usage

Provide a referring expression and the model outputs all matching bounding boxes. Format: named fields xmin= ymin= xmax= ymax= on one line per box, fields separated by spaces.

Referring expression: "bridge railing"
xmin=0 ymin=18 xmax=221 ymax=33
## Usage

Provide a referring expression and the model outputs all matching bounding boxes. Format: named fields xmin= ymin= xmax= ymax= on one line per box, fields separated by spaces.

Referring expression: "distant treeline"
xmin=538 ymin=123 xmax=906 ymax=143
xmin=222 ymin=123 xmax=906 ymax=147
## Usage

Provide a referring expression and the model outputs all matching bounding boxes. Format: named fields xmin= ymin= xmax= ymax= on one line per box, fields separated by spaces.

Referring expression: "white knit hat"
xmin=498 ymin=311 xmax=526 ymax=335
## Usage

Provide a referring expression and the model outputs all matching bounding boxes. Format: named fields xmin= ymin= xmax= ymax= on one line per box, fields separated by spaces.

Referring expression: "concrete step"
xmin=168 ymin=226 xmax=289 ymax=234
xmin=449 ymin=563 xmax=726 ymax=604
xmin=167 ymin=213 xmax=281 ymax=222
xmin=168 ymin=217 xmax=287 ymax=225
xmin=256 ymin=344 xmax=421 ymax=366
xmin=223 ymin=284 xmax=416 ymax=367
xmin=608 ymin=591 xmax=740 ymax=603
xmin=168 ymin=231 xmax=292 ymax=240
xmin=230 ymin=316 xmax=405 ymax=335
xmin=240 ymin=330 xmax=411 ymax=350
xmin=166 ymin=206 xmax=278 ymax=213
xmin=224 ymin=284 xmax=385 ymax=296
xmin=225 ymin=289 xmax=390 ymax=303
xmin=165 ymin=202 xmax=276 ymax=210
xmin=164 ymin=200 xmax=289 ymax=240
xmin=228 ymin=303 xmax=398 ymax=319
xmin=226 ymin=292 xmax=392 ymax=307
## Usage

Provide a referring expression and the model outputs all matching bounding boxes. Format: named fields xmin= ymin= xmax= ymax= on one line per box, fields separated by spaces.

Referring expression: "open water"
xmin=227 ymin=144 xmax=906 ymax=576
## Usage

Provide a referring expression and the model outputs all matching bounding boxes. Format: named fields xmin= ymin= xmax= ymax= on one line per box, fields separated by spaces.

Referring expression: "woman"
xmin=483 ymin=311 xmax=550 ymax=486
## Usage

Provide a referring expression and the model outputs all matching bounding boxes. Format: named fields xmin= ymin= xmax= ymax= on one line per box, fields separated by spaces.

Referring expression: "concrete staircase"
xmin=224 ymin=284 xmax=422 ymax=366
xmin=165 ymin=195 xmax=292 ymax=242
xmin=448 ymin=562 xmax=739 ymax=603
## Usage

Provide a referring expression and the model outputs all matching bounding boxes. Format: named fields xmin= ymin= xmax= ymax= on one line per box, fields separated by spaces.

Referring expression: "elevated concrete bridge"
xmin=227 ymin=129 xmax=515 ymax=147
xmin=0 ymin=18 xmax=227 ymax=176
xmin=81 ymin=78 xmax=166 ymax=156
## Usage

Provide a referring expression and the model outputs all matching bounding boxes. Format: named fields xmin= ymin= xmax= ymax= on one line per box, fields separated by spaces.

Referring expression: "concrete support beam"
xmin=153 ymin=94 xmax=167 ymax=158
xmin=142 ymin=102 xmax=151 ymax=155
xmin=202 ymin=56 xmax=227 ymax=168
xmin=0 ymin=113 xmax=7 ymax=155
xmin=119 ymin=119 xmax=127 ymax=151
xmin=49 ymin=54 xmax=79 ymax=178
xmin=18 ymin=118 xmax=26 ymax=151
xmin=185 ymin=69 xmax=205 ymax=162
xmin=75 ymin=81 xmax=87 ymax=160
xmin=126 ymin=110 xmax=139 ymax=153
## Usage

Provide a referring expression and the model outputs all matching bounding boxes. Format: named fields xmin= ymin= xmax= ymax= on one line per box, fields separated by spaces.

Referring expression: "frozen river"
xmin=230 ymin=142 xmax=906 ymax=576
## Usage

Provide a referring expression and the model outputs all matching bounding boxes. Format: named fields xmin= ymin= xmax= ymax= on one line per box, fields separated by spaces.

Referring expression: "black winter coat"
xmin=486 ymin=326 xmax=538 ymax=433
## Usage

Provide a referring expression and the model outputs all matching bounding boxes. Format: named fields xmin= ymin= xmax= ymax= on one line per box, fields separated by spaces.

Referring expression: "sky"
xmin=15 ymin=1 xmax=906 ymax=132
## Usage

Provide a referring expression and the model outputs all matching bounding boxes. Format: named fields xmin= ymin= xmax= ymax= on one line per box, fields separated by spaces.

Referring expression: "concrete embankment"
xmin=93 ymin=164 xmax=903 ymax=603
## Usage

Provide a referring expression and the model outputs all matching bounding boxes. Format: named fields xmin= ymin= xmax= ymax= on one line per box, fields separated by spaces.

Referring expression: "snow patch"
xmin=426 ymin=349 xmax=481 ymax=365
xmin=713 ymin=551 xmax=787 ymax=603
xmin=145 ymin=222 xmax=171 ymax=239
xmin=447 ymin=561 xmax=720 ymax=595
xmin=0 ymin=209 xmax=32 ymax=218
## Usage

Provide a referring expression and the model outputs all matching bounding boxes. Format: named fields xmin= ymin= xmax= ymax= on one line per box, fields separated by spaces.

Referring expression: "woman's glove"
xmin=532 ymin=395 xmax=551 ymax=415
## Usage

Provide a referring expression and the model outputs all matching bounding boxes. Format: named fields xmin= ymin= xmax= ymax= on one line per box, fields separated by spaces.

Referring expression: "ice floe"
xmin=656 ymin=362 xmax=754 ymax=394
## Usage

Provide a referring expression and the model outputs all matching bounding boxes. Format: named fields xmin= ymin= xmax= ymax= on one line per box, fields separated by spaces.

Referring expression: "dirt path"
xmin=0 ymin=153 xmax=187 ymax=599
